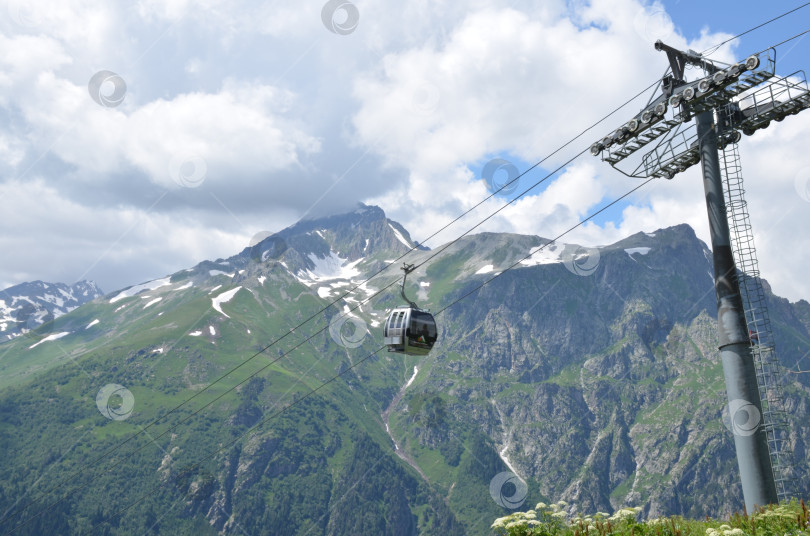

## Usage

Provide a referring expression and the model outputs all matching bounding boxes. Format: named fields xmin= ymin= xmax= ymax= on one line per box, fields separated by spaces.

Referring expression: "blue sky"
xmin=468 ymin=0 xmax=810 ymax=235
xmin=1 ymin=0 xmax=809 ymax=300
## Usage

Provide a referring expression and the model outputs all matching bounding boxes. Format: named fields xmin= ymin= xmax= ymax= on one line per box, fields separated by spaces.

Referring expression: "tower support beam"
xmin=696 ymin=110 xmax=778 ymax=512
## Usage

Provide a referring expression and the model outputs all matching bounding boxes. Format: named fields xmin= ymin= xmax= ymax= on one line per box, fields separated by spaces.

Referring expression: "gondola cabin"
xmin=384 ymin=306 xmax=437 ymax=356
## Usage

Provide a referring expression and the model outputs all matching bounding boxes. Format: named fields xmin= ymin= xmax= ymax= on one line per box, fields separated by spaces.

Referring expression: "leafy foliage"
xmin=492 ymin=499 xmax=810 ymax=536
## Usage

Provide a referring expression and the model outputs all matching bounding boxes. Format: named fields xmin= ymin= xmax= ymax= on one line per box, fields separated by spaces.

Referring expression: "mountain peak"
xmin=273 ymin=204 xmax=421 ymax=274
xmin=233 ymin=204 xmax=421 ymax=271
xmin=282 ymin=203 xmax=387 ymax=235
xmin=0 ymin=279 xmax=104 ymax=341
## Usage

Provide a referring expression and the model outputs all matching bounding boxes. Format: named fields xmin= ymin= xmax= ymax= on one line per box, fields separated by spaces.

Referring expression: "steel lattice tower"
xmin=590 ymin=41 xmax=809 ymax=512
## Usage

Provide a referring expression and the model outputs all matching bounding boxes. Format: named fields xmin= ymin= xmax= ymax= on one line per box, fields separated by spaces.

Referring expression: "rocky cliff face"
xmin=1 ymin=206 xmax=808 ymax=535
xmin=388 ymin=223 xmax=810 ymax=519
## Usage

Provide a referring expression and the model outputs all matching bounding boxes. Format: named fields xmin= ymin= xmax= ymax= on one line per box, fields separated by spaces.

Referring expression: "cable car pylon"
xmin=383 ymin=264 xmax=438 ymax=356
xmin=590 ymin=39 xmax=810 ymax=512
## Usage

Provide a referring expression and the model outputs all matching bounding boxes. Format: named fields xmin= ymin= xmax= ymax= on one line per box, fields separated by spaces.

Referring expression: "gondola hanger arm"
xmin=400 ymin=263 xmax=418 ymax=309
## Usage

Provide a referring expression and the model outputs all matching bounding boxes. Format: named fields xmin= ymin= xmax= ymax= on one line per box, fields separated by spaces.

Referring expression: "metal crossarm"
xmin=731 ymin=71 xmax=810 ymax=136
xmin=591 ymin=48 xmax=780 ymax=178
xmin=602 ymin=119 xmax=681 ymax=163
xmin=687 ymin=60 xmax=776 ymax=115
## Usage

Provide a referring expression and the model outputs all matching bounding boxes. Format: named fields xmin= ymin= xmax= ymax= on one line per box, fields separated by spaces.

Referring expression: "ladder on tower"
xmin=718 ymin=136 xmax=798 ymax=502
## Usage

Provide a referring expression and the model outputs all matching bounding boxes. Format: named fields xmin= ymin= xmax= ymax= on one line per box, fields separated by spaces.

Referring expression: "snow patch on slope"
xmin=317 ymin=287 xmax=332 ymax=298
xmin=499 ymin=445 xmax=523 ymax=480
xmin=625 ymin=247 xmax=651 ymax=257
xmin=29 ymin=332 xmax=70 ymax=349
xmin=405 ymin=366 xmax=419 ymax=389
xmin=110 ymin=277 xmax=171 ymax=303
xmin=211 ymin=287 xmax=242 ymax=318
xmin=520 ymin=246 xmax=563 ymax=267
xmin=388 ymin=223 xmax=411 ymax=247
xmin=143 ymin=297 xmax=163 ymax=309
xmin=41 ymin=293 xmax=65 ymax=308
xmin=296 ymin=252 xmax=362 ymax=284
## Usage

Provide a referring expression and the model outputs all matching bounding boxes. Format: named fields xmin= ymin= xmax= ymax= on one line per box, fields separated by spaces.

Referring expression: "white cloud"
xmin=5 ymin=65 xmax=320 ymax=188
xmin=354 ymin=4 xmax=664 ymax=238
xmin=0 ymin=178 xmax=297 ymax=293
xmin=1 ymin=0 xmax=808 ymax=304
xmin=351 ymin=1 xmax=810 ymax=302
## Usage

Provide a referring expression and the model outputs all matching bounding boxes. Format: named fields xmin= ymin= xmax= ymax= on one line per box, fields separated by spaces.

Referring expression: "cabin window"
xmin=410 ymin=311 xmax=437 ymax=343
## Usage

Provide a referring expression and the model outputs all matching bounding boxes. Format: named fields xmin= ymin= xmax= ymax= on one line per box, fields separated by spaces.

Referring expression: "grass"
xmin=491 ymin=500 xmax=810 ymax=536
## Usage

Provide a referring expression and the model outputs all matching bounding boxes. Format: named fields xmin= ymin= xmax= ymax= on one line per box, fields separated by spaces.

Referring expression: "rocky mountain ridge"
xmin=0 ymin=279 xmax=103 ymax=342
xmin=0 ymin=205 xmax=808 ymax=535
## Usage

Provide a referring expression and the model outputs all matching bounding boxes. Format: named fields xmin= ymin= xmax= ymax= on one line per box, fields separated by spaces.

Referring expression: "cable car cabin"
xmin=384 ymin=306 xmax=437 ymax=356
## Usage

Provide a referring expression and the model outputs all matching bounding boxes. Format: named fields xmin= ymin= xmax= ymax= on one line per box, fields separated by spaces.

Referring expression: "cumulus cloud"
xmin=0 ymin=178 xmax=299 ymax=292
xmin=4 ymin=59 xmax=320 ymax=191
xmin=1 ymin=0 xmax=809 ymax=303
xmin=352 ymin=1 xmax=810 ymax=301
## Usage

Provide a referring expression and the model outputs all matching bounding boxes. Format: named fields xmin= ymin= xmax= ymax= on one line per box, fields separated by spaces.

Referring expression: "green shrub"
xmin=491 ymin=498 xmax=810 ymax=536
